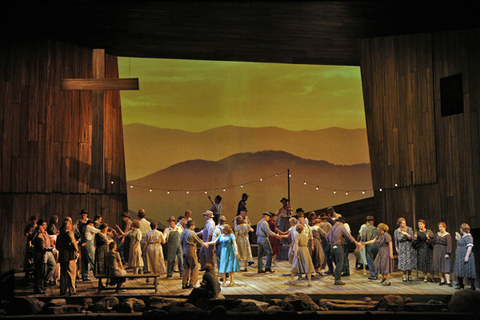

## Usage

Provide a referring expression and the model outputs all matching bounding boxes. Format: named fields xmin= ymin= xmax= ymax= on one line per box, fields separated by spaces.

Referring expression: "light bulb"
xmin=149 ymin=189 xmax=153 ymax=192
xmin=333 ymin=190 xmax=336 ymax=194
xmin=346 ymin=191 xmax=349 ymax=195
xmin=316 ymin=186 xmax=319 ymax=190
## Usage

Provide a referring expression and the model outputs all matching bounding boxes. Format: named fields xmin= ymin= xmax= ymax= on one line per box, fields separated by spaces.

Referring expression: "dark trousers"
xmin=365 ymin=243 xmax=379 ymax=277
xmin=331 ymin=245 xmax=344 ymax=281
xmin=167 ymin=245 xmax=183 ymax=276
xmin=34 ymin=260 xmax=45 ymax=291
xmin=322 ymin=238 xmax=334 ymax=272
xmin=342 ymin=242 xmax=350 ymax=273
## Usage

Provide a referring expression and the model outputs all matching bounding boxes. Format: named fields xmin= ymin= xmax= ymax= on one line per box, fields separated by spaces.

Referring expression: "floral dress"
xmin=394 ymin=227 xmax=417 ymax=271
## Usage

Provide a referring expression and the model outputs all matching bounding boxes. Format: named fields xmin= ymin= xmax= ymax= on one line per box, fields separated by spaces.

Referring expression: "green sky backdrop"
xmin=118 ymin=57 xmax=366 ymax=132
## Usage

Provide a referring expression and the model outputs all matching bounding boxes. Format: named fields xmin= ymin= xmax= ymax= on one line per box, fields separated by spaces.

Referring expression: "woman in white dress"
xmin=234 ymin=216 xmax=253 ymax=271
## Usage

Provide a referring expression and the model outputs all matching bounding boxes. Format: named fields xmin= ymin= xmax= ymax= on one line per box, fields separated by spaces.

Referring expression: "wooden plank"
xmin=61 ymin=78 xmax=139 ymax=91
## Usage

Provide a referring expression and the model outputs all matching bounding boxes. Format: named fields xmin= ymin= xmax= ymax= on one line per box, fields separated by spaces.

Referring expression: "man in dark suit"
xmin=57 ymin=220 xmax=79 ymax=295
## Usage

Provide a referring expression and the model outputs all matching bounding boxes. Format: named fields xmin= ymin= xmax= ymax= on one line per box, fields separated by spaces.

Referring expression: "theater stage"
xmin=15 ymin=256 xmax=455 ymax=302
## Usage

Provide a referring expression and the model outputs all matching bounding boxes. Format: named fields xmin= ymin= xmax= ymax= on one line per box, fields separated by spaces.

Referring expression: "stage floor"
xmin=14 ymin=255 xmax=456 ymax=301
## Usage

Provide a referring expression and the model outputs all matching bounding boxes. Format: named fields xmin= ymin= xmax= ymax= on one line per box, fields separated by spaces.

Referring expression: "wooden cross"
xmin=61 ymin=49 xmax=139 ymax=189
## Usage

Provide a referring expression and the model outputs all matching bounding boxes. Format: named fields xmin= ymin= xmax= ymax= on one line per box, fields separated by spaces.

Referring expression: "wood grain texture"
xmin=360 ymin=29 xmax=480 ymax=238
xmin=60 ymin=78 xmax=139 ymax=91
xmin=0 ymin=37 xmax=128 ymax=273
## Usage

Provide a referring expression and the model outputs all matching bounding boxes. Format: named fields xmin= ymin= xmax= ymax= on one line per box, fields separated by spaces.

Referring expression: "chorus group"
xmin=23 ymin=192 xmax=476 ymax=298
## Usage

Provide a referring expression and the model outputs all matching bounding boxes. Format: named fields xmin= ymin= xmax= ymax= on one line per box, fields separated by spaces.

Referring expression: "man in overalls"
xmin=164 ymin=216 xmax=184 ymax=278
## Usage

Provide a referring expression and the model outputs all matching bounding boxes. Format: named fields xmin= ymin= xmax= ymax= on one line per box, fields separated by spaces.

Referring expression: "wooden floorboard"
xmin=15 ymin=255 xmax=456 ymax=301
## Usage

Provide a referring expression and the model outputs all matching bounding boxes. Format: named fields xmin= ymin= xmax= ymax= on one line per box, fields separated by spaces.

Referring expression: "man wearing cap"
xmin=276 ymin=197 xmax=291 ymax=234
xmin=208 ymin=195 xmax=223 ymax=225
xmin=164 ymin=216 xmax=184 ymax=278
xmin=325 ymin=217 xmax=361 ymax=285
xmin=256 ymin=212 xmax=282 ymax=273
xmin=319 ymin=214 xmax=334 ymax=274
xmin=326 ymin=207 xmax=340 ymax=226
xmin=236 ymin=193 xmax=249 ymax=216
xmin=361 ymin=216 xmax=379 ymax=280
xmin=181 ymin=220 xmax=209 ymax=289
xmin=198 ymin=210 xmax=216 ymax=270
xmin=117 ymin=212 xmax=132 ymax=265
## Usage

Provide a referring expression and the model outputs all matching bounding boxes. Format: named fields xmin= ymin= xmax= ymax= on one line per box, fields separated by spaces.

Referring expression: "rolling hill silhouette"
xmin=123 ymin=124 xmax=370 ymax=180
xmin=127 ymin=150 xmax=372 ymax=225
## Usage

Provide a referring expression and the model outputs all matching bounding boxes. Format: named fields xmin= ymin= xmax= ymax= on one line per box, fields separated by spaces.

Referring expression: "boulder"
xmin=404 ymin=300 xmax=447 ymax=312
xmin=207 ymin=298 xmax=242 ymax=310
xmin=269 ymin=298 xmax=283 ymax=306
xmin=81 ymin=298 xmax=93 ymax=310
xmin=149 ymin=296 xmax=186 ymax=310
xmin=319 ymin=299 xmax=376 ymax=311
xmin=119 ymin=297 xmax=146 ymax=313
xmin=377 ymin=295 xmax=403 ymax=311
xmin=143 ymin=309 xmax=169 ymax=319
xmin=7 ymin=297 xmax=45 ymax=315
xmin=264 ymin=306 xmax=296 ymax=316
xmin=169 ymin=304 xmax=205 ymax=318
xmin=45 ymin=305 xmax=84 ymax=314
xmin=448 ymin=289 xmax=480 ymax=313
xmin=210 ymin=305 xmax=227 ymax=318
xmin=227 ymin=300 xmax=264 ymax=315
xmin=280 ymin=293 xmax=320 ymax=311
xmin=240 ymin=299 xmax=269 ymax=310
xmin=45 ymin=299 xmax=67 ymax=307
xmin=94 ymin=296 xmax=119 ymax=312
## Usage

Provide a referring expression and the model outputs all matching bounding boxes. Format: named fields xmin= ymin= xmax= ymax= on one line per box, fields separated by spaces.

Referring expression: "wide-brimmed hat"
xmin=203 ymin=210 xmax=213 ymax=218
xmin=296 ymin=208 xmax=304 ymax=213
xmin=166 ymin=216 xmax=176 ymax=222
xmin=121 ymin=212 xmax=130 ymax=218
xmin=319 ymin=213 xmax=328 ymax=220
xmin=365 ymin=215 xmax=375 ymax=222
xmin=186 ymin=220 xmax=196 ymax=228
xmin=337 ymin=217 xmax=346 ymax=223
xmin=280 ymin=197 xmax=289 ymax=202
xmin=79 ymin=209 xmax=88 ymax=215
xmin=262 ymin=212 xmax=272 ymax=217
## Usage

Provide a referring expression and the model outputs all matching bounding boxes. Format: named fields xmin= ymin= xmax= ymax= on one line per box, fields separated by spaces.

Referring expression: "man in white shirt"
xmin=137 ymin=209 xmax=151 ymax=273
xmin=81 ymin=220 xmax=100 ymax=281
xmin=256 ymin=212 xmax=282 ymax=273
xmin=198 ymin=211 xmax=215 ymax=270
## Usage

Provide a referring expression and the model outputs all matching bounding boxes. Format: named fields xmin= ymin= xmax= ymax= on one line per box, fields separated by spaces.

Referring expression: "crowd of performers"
xmin=24 ymin=193 xmax=476 ymax=297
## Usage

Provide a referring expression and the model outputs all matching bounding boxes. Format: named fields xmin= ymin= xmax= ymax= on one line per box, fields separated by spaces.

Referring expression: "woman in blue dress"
xmin=454 ymin=223 xmax=476 ymax=290
xmin=208 ymin=224 xmax=240 ymax=287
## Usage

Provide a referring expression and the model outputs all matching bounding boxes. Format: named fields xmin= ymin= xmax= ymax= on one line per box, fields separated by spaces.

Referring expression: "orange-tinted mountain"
xmin=127 ymin=150 xmax=372 ymax=225
xmin=123 ymin=124 xmax=370 ymax=180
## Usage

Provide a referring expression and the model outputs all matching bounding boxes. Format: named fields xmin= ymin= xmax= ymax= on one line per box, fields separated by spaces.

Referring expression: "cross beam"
xmin=61 ymin=49 xmax=139 ymax=189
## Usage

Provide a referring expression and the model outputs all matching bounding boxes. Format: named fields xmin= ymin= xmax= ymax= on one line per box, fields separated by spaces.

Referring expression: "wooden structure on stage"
xmin=1 ymin=1 xmax=480 ymax=281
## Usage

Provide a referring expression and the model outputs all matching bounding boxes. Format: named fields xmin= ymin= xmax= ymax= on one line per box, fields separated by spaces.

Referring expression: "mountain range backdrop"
xmin=124 ymin=124 xmax=372 ymax=225
xmin=118 ymin=57 xmax=371 ymax=226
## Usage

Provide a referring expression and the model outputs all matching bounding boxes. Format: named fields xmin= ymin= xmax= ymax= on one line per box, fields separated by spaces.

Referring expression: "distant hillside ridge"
xmin=123 ymin=124 xmax=370 ymax=180
xmin=127 ymin=150 xmax=372 ymax=225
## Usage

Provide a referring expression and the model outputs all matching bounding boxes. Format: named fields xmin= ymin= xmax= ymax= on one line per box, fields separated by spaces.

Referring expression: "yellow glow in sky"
xmin=118 ymin=57 xmax=365 ymax=132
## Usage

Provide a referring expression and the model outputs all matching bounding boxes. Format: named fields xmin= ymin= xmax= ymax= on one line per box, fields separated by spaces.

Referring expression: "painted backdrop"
xmin=118 ymin=58 xmax=372 ymax=226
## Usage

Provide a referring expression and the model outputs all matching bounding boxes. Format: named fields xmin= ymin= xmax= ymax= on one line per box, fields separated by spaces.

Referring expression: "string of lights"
xmin=121 ymin=169 xmax=401 ymax=196
xmin=126 ymin=170 xmax=289 ymax=194
xmin=290 ymin=175 xmax=371 ymax=195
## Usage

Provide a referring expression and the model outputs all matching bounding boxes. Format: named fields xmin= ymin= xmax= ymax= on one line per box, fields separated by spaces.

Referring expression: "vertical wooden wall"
xmin=0 ymin=36 xmax=128 ymax=273
xmin=360 ymin=29 xmax=480 ymax=236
